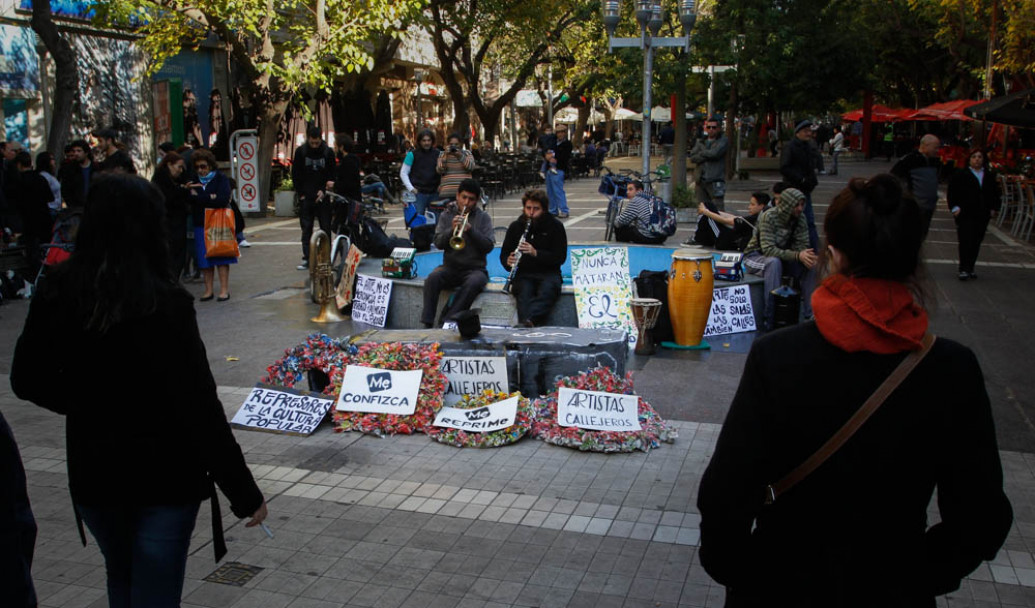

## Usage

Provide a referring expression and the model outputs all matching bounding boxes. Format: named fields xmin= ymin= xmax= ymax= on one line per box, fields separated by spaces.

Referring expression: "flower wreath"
xmin=530 ymin=366 xmax=678 ymax=453
xmin=424 ymin=389 xmax=535 ymax=448
xmin=262 ymin=336 xmax=447 ymax=437
xmin=330 ymin=342 xmax=447 ymax=436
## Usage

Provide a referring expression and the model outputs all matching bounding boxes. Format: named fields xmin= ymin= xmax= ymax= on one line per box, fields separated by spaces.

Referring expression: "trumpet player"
xmin=421 ymin=179 xmax=494 ymax=328
xmin=500 ymin=189 xmax=568 ymax=327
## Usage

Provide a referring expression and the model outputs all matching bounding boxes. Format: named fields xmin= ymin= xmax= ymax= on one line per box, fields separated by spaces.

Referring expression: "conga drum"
xmin=666 ymin=248 xmax=714 ymax=348
xmin=629 ymin=298 xmax=662 ymax=355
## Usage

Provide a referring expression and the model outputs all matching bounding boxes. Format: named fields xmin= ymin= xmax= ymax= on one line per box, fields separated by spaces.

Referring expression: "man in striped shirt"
xmin=613 ymin=180 xmax=667 ymax=245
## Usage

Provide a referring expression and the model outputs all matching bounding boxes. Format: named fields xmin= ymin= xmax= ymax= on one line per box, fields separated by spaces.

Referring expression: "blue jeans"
xmin=414 ymin=192 xmax=438 ymax=218
xmin=545 ymin=169 xmax=568 ymax=214
xmin=79 ymin=503 xmax=200 ymax=608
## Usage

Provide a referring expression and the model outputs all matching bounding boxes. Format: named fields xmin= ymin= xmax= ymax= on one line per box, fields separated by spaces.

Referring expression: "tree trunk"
xmin=672 ymin=54 xmax=689 ymax=190
xmin=30 ymin=1 xmax=78 ymax=156
xmin=256 ymin=98 xmax=288 ymax=208
xmin=574 ymin=105 xmax=590 ymax=147
xmin=476 ymin=103 xmax=505 ymax=144
xmin=726 ymin=81 xmax=739 ymax=180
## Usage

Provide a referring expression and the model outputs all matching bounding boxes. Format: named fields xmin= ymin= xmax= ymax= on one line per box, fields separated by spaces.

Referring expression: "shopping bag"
xmin=204 ymin=208 xmax=239 ymax=258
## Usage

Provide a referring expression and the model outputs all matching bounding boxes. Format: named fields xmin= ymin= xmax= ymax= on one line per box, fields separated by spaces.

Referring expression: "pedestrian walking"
xmin=948 ymin=149 xmax=1000 ymax=281
xmin=11 ymin=173 xmax=267 ymax=608
xmin=698 ymin=173 xmax=1012 ymax=606
xmin=828 ymin=126 xmax=845 ymax=176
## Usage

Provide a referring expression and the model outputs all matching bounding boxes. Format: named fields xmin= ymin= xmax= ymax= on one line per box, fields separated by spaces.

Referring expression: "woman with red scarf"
xmin=697 ymin=174 xmax=1012 ymax=607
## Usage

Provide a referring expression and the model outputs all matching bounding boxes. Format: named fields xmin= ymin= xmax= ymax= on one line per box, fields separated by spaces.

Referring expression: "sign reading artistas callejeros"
xmin=556 ymin=387 xmax=641 ymax=432
xmin=336 ymin=365 xmax=423 ymax=415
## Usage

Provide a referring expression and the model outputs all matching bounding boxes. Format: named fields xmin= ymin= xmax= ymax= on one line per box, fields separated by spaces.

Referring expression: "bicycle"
xmin=598 ymin=167 xmax=632 ymax=241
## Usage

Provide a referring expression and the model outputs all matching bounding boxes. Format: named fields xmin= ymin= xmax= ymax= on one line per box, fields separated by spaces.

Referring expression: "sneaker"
xmin=557 ymin=211 xmax=569 ymax=219
xmin=538 ymin=172 xmax=546 ymax=180
xmin=681 ymin=238 xmax=699 ymax=247
xmin=297 ymin=261 xmax=309 ymax=270
xmin=238 ymin=239 xmax=251 ymax=248
xmin=958 ymin=271 xmax=969 ymax=281
xmin=967 ymin=271 xmax=978 ymax=280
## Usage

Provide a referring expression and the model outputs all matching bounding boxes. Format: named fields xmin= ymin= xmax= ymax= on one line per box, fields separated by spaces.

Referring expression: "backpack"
xmin=646 ymin=196 xmax=677 ymax=237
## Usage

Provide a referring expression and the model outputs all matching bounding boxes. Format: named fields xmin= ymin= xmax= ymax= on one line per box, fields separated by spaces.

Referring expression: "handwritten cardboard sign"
xmin=335 ymin=245 xmax=363 ymax=309
xmin=231 ymin=384 xmax=335 ymax=436
xmin=352 ymin=274 xmax=393 ymax=327
xmin=570 ymin=247 xmax=635 ymax=344
xmin=703 ymin=284 xmax=756 ymax=337
xmin=556 ymin=387 xmax=641 ymax=432
xmin=433 ymin=395 xmax=519 ymax=433
xmin=439 ymin=356 xmax=509 ymax=406
xmin=336 ymin=365 xmax=423 ymax=415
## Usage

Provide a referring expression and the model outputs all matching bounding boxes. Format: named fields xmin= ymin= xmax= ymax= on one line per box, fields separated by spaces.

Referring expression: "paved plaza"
xmin=4 ymin=156 xmax=1035 ymax=607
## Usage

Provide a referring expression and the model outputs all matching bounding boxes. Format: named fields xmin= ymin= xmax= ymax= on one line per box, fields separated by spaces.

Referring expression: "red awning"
xmin=907 ymin=100 xmax=982 ymax=122
xmin=841 ymin=105 xmax=910 ymax=123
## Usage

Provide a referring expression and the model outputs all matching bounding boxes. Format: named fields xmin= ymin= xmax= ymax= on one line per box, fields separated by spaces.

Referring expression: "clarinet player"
xmin=500 ymin=189 xmax=568 ymax=327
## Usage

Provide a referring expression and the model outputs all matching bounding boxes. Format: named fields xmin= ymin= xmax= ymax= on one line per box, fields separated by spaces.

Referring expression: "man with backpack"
xmin=742 ymin=187 xmax=817 ymax=331
xmin=613 ymin=180 xmax=670 ymax=245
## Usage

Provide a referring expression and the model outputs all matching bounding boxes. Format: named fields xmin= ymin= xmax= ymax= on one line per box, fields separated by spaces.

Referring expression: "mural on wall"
xmin=69 ymin=33 xmax=153 ymax=174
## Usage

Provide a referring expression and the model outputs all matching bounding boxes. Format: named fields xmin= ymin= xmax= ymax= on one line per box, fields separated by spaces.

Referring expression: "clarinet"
xmin=501 ymin=218 xmax=532 ymax=294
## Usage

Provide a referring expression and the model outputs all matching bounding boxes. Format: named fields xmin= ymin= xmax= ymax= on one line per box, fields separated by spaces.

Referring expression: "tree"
xmin=99 ymin=0 xmax=424 ymax=203
xmin=30 ymin=0 xmax=78 ymax=156
xmin=426 ymin=0 xmax=595 ymax=144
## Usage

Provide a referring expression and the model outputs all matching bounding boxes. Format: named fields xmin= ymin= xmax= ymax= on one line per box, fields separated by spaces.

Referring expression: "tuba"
xmin=309 ymin=229 xmax=346 ymax=323
xmin=449 ymin=207 xmax=469 ymax=250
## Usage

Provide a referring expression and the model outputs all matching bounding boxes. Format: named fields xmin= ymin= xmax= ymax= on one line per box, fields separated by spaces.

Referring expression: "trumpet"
xmin=449 ymin=208 xmax=469 ymax=250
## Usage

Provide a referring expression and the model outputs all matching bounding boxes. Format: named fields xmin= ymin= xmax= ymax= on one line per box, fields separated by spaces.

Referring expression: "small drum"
xmin=667 ymin=248 xmax=714 ymax=348
xmin=630 ymin=298 xmax=662 ymax=355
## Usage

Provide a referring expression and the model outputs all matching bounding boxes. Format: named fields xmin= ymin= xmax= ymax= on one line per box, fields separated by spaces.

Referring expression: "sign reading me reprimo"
xmin=433 ymin=396 xmax=519 ymax=433
xmin=336 ymin=365 xmax=423 ymax=415
xmin=556 ymin=387 xmax=641 ymax=432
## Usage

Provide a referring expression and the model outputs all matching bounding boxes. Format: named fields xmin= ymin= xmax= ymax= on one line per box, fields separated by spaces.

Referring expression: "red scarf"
xmin=811 ymin=274 xmax=928 ymax=354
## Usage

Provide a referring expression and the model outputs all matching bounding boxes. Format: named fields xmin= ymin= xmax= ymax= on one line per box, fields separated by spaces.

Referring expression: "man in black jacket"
xmin=292 ymin=125 xmax=337 ymax=270
xmin=780 ymin=120 xmax=821 ymax=249
xmin=500 ymin=189 xmax=568 ymax=327
xmin=891 ymin=134 xmax=942 ymax=239
xmin=58 ymin=139 xmax=95 ymax=209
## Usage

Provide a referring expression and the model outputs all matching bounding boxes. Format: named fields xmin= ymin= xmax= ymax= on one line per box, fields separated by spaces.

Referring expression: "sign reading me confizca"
xmin=336 ymin=365 xmax=423 ymax=415
xmin=556 ymin=387 xmax=641 ymax=432
xmin=433 ymin=396 xmax=519 ymax=433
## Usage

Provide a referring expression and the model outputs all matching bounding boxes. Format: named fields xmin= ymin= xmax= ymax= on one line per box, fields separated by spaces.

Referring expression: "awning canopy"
xmin=842 ymin=105 xmax=910 ymax=123
xmin=905 ymin=100 xmax=982 ymax=122
xmin=965 ymin=89 xmax=1035 ymax=129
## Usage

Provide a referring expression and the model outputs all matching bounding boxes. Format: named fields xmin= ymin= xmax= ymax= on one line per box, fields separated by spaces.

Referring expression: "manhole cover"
xmin=204 ymin=562 xmax=264 ymax=586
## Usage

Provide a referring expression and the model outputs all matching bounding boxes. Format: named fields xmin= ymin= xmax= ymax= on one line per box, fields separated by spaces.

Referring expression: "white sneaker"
xmin=297 ymin=261 xmax=309 ymax=270
xmin=239 ymin=239 xmax=251 ymax=248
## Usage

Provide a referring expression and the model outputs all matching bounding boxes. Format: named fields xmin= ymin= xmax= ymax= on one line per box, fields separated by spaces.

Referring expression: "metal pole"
xmin=642 ymin=24 xmax=653 ymax=177
xmin=547 ymin=66 xmax=554 ymax=126
xmin=415 ymin=81 xmax=423 ymax=133
xmin=707 ymin=65 xmax=714 ymax=118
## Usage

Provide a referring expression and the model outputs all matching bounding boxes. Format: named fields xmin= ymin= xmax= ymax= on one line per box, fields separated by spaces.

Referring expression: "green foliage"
xmin=670 ymin=182 xmax=696 ymax=208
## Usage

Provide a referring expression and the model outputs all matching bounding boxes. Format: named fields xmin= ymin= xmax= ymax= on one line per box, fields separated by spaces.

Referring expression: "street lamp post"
xmin=414 ymin=68 xmax=425 ymax=135
xmin=603 ymin=0 xmax=696 ymax=177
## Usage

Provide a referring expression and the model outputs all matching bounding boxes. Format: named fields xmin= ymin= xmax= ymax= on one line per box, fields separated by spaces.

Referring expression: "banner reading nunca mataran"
xmin=569 ymin=247 xmax=635 ymax=344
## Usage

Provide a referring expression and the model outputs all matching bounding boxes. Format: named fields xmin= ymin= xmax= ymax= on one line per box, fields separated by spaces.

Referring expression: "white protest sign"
xmin=569 ymin=247 xmax=636 ymax=345
xmin=703 ymin=284 xmax=757 ymax=337
xmin=556 ymin=387 xmax=641 ymax=432
xmin=231 ymin=384 xmax=335 ymax=436
xmin=336 ymin=365 xmax=423 ymax=415
xmin=439 ymin=356 xmax=509 ymax=406
xmin=433 ymin=395 xmax=519 ymax=433
xmin=352 ymin=274 xmax=393 ymax=327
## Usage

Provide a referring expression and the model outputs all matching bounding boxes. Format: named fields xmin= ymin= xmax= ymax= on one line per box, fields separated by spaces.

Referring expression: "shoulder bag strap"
xmin=764 ymin=333 xmax=936 ymax=505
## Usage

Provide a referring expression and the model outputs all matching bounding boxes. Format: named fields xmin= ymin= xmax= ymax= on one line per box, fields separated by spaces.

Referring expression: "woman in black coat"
xmin=948 ymin=148 xmax=1000 ymax=280
xmin=152 ymin=151 xmax=191 ymax=282
xmin=11 ymin=174 xmax=267 ymax=607
xmin=698 ymin=175 xmax=1012 ymax=607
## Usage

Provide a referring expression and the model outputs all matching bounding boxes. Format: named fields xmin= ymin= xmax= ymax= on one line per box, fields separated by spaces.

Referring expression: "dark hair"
xmin=417 ymin=129 xmax=435 ymax=144
xmin=191 ymin=148 xmax=217 ymax=170
xmin=14 ymin=151 xmax=32 ymax=168
xmin=338 ymin=135 xmax=354 ymax=153
xmin=58 ymin=174 xmax=172 ymax=332
xmin=521 ymin=188 xmax=549 ymax=211
xmin=772 ymin=181 xmax=789 ymax=194
xmin=967 ymin=148 xmax=988 ymax=169
xmin=155 ymin=151 xmax=184 ymax=179
xmin=447 ymin=132 xmax=462 ymax=144
xmin=457 ymin=178 xmax=482 ymax=198
xmin=158 ymin=141 xmax=176 ymax=153
xmin=307 ymin=125 xmax=322 ymax=140
xmin=750 ymin=192 xmax=771 ymax=207
xmin=36 ymin=152 xmax=55 ymax=173
xmin=824 ymin=174 xmax=922 ymax=284
xmin=629 ymin=179 xmax=644 ymax=191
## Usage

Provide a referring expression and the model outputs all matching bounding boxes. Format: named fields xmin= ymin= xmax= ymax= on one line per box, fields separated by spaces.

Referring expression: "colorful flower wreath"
xmin=424 ymin=389 xmax=535 ymax=448
xmin=262 ymin=336 xmax=447 ymax=437
xmin=530 ymin=365 xmax=678 ymax=453
xmin=330 ymin=342 xmax=447 ymax=436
